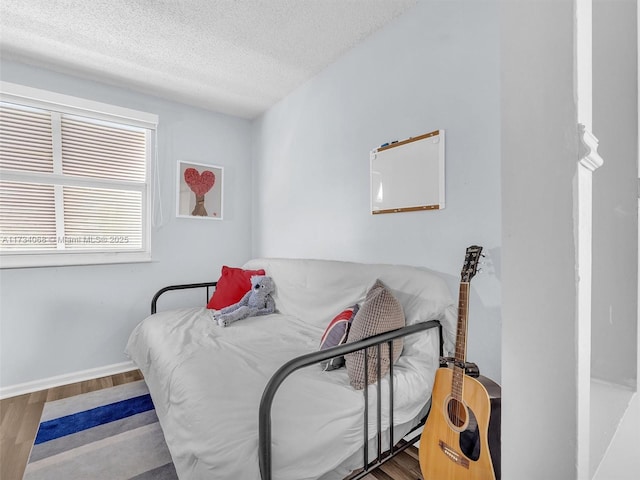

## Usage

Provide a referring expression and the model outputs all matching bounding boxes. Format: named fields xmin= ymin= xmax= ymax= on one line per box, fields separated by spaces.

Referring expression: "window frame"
xmin=0 ymin=81 xmax=158 ymax=269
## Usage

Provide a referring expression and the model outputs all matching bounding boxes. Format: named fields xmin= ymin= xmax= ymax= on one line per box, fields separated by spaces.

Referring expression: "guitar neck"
xmin=452 ymin=281 xmax=470 ymax=400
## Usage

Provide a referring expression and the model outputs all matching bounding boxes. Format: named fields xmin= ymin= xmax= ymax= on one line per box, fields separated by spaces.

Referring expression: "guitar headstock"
xmin=461 ymin=245 xmax=483 ymax=282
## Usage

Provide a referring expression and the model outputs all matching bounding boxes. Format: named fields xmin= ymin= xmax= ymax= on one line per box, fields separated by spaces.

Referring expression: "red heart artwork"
xmin=184 ymin=168 xmax=215 ymax=196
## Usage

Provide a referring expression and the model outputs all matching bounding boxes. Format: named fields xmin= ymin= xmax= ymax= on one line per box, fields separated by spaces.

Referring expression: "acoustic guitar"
xmin=419 ymin=245 xmax=501 ymax=480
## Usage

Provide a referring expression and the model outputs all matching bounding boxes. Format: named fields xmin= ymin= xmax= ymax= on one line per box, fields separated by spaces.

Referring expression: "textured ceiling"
xmin=0 ymin=0 xmax=417 ymax=118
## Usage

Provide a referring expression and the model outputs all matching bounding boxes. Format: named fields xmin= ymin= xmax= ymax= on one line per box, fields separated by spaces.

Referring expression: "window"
xmin=0 ymin=82 xmax=158 ymax=268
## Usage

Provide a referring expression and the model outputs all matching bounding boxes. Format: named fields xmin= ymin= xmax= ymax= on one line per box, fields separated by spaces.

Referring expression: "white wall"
xmin=251 ymin=0 xmax=502 ymax=382
xmin=501 ymin=1 xmax=580 ymax=478
xmin=0 ymin=60 xmax=254 ymax=389
xmin=591 ymin=0 xmax=638 ymax=388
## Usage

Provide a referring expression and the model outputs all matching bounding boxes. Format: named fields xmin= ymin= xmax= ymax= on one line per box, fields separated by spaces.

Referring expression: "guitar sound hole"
xmin=446 ymin=398 xmax=467 ymax=428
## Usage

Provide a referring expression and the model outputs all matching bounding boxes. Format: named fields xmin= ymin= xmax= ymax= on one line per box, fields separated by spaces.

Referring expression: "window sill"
xmin=0 ymin=251 xmax=152 ymax=269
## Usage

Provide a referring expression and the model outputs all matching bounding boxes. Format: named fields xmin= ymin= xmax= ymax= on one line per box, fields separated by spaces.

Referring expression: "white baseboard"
xmin=0 ymin=361 xmax=138 ymax=400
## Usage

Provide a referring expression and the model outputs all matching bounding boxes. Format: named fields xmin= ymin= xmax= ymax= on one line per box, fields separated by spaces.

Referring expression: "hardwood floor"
xmin=361 ymin=446 xmax=424 ymax=480
xmin=0 ymin=370 xmax=423 ymax=480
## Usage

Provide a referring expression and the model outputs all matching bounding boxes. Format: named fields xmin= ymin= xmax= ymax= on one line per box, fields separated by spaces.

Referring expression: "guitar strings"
xmin=451 ymin=282 xmax=469 ymax=453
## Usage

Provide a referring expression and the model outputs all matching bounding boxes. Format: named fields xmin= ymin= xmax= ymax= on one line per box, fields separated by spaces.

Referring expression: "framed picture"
xmin=176 ymin=161 xmax=223 ymax=220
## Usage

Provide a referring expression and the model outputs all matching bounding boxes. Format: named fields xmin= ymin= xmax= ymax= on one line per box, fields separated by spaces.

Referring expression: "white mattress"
xmin=126 ymin=307 xmax=442 ymax=479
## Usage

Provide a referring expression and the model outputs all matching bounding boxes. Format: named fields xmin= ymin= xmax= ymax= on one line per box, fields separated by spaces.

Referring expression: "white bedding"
xmin=126 ymin=258 xmax=457 ymax=480
xmin=126 ymin=307 xmax=441 ymax=479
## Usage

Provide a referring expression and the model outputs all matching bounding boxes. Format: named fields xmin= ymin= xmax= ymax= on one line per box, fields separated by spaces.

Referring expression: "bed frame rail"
xmin=259 ymin=320 xmax=442 ymax=480
xmin=151 ymin=282 xmax=216 ymax=314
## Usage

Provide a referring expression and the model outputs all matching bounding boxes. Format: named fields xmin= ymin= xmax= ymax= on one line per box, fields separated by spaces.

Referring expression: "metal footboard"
xmin=259 ymin=320 xmax=442 ymax=480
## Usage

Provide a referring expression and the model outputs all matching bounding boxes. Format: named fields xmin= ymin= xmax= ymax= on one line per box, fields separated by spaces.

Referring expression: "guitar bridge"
xmin=438 ymin=440 xmax=470 ymax=469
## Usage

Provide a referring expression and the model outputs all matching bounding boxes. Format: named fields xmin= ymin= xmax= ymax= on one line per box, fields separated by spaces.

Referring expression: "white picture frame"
xmin=176 ymin=161 xmax=224 ymax=220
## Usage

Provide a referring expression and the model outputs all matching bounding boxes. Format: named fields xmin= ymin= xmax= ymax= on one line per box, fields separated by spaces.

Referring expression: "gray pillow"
xmin=345 ymin=279 xmax=405 ymax=389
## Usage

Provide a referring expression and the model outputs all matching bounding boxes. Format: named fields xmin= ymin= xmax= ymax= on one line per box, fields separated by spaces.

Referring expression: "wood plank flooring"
xmin=0 ymin=370 xmax=423 ymax=480
xmin=361 ymin=446 xmax=424 ymax=480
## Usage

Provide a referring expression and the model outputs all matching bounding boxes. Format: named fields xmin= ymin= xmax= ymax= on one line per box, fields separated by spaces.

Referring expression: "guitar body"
xmin=419 ymin=367 xmax=501 ymax=480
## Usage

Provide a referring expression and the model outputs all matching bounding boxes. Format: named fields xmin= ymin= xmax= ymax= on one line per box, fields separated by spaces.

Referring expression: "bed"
xmin=125 ymin=258 xmax=457 ymax=479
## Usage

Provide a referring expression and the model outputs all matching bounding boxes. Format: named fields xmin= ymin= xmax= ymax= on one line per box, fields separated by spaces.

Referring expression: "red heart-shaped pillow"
xmin=184 ymin=168 xmax=215 ymax=196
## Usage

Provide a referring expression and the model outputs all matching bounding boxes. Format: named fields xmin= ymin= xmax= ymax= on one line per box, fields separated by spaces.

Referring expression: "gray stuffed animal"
xmin=214 ymin=275 xmax=276 ymax=327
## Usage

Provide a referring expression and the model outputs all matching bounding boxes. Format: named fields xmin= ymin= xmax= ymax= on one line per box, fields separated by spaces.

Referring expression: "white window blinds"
xmin=0 ymin=83 xmax=157 ymax=267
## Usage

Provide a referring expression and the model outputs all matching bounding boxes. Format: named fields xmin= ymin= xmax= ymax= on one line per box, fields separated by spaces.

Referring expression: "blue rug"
xmin=25 ymin=380 xmax=178 ymax=480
